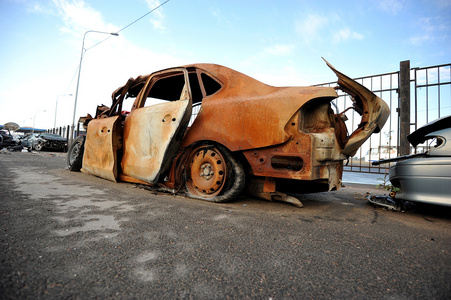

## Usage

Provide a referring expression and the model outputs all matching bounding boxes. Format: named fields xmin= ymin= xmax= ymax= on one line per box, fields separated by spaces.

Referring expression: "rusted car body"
xmin=67 ymin=60 xmax=389 ymax=206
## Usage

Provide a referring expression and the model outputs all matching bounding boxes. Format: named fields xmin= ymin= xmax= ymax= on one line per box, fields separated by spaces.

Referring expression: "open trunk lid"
xmin=324 ymin=59 xmax=390 ymax=157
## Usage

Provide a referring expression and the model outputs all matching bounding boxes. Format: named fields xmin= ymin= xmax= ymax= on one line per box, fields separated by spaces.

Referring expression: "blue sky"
xmin=0 ymin=0 xmax=450 ymax=130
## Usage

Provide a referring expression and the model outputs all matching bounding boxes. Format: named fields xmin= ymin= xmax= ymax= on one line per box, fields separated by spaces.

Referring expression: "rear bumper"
xmin=242 ymin=131 xmax=345 ymax=192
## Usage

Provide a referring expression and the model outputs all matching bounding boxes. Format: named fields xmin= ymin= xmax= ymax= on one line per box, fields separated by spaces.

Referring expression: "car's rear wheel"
xmin=185 ymin=144 xmax=245 ymax=202
xmin=66 ymin=135 xmax=86 ymax=171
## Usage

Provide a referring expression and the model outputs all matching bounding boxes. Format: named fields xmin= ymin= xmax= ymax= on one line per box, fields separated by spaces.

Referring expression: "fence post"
xmin=399 ymin=60 xmax=411 ymax=156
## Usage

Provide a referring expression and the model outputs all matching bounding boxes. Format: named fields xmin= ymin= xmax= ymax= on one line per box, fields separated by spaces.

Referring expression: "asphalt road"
xmin=1 ymin=151 xmax=450 ymax=299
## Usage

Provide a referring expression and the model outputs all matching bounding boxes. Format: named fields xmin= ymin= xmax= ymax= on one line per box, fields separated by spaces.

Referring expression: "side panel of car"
xmin=181 ymin=87 xmax=339 ymax=152
xmin=121 ymin=98 xmax=192 ymax=184
xmin=81 ymin=116 xmax=123 ymax=182
xmin=119 ymin=69 xmax=193 ymax=184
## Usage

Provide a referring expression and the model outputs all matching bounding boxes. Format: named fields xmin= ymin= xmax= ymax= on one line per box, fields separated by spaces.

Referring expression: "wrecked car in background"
xmin=67 ymin=60 xmax=389 ymax=207
xmin=0 ymin=130 xmax=17 ymax=149
xmin=1 ymin=122 xmax=22 ymax=151
xmin=19 ymin=133 xmax=39 ymax=149
xmin=31 ymin=133 xmax=68 ymax=152
xmin=374 ymin=116 xmax=451 ymax=207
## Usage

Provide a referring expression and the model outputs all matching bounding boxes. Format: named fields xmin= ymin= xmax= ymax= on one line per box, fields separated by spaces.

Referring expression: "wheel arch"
xmin=177 ymin=139 xmax=250 ymax=173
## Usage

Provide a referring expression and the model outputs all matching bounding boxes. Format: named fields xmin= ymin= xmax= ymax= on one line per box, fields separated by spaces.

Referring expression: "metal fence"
xmin=412 ymin=63 xmax=451 ymax=135
xmin=47 ymin=123 xmax=85 ymax=141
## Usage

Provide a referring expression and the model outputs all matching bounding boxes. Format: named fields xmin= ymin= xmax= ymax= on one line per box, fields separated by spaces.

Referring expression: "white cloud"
xmin=264 ymin=44 xmax=294 ymax=56
xmin=295 ymin=14 xmax=329 ymax=43
xmin=239 ymin=43 xmax=294 ymax=69
xmin=52 ymin=0 xmax=118 ymax=38
xmin=251 ymin=65 xmax=311 ymax=87
xmin=378 ymin=0 xmax=404 ymax=15
xmin=295 ymin=13 xmax=362 ymax=45
xmin=410 ymin=35 xmax=433 ymax=46
xmin=332 ymin=28 xmax=364 ymax=44
xmin=410 ymin=17 xmax=449 ymax=46
xmin=431 ymin=0 xmax=451 ymax=8
xmin=145 ymin=0 xmax=166 ymax=31
xmin=28 ymin=3 xmax=44 ymax=13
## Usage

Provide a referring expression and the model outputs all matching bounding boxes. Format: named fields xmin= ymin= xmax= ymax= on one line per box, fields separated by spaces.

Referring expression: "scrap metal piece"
xmin=270 ymin=192 xmax=304 ymax=208
xmin=367 ymin=194 xmax=400 ymax=211
xmin=246 ymin=177 xmax=303 ymax=207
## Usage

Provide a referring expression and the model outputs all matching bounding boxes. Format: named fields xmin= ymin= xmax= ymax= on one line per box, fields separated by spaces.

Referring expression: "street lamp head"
xmin=111 ymin=33 xmax=119 ymax=36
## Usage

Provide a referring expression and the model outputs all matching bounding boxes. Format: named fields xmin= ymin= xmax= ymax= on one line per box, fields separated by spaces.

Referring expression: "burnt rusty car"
xmin=67 ymin=60 xmax=389 ymax=207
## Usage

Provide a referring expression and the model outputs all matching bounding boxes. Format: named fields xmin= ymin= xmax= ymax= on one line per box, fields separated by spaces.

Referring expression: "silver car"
xmin=375 ymin=116 xmax=451 ymax=206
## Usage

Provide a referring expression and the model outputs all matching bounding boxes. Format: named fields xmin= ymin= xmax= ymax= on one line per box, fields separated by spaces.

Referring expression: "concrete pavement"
xmin=1 ymin=151 xmax=450 ymax=299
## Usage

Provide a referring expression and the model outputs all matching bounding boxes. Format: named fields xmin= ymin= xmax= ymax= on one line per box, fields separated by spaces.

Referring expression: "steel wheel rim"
xmin=186 ymin=146 xmax=227 ymax=198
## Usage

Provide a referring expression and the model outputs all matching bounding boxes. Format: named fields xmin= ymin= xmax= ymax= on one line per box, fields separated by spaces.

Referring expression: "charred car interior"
xmin=67 ymin=60 xmax=389 ymax=207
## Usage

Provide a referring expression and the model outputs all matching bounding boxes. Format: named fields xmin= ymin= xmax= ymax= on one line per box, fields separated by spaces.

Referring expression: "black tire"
xmin=185 ymin=144 xmax=245 ymax=203
xmin=66 ymin=135 xmax=86 ymax=171
xmin=35 ymin=143 xmax=43 ymax=151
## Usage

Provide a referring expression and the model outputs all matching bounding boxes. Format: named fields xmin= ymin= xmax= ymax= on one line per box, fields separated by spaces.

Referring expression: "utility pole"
xmin=399 ymin=60 xmax=411 ymax=156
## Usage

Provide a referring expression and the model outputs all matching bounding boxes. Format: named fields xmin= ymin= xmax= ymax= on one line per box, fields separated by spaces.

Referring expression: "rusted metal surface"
xmin=245 ymin=177 xmax=303 ymax=207
xmin=182 ymin=84 xmax=338 ymax=151
xmin=324 ymin=59 xmax=390 ymax=157
xmin=81 ymin=116 xmax=122 ymax=182
xmin=185 ymin=145 xmax=228 ymax=198
xmin=71 ymin=61 xmax=390 ymax=206
xmin=121 ymin=98 xmax=191 ymax=184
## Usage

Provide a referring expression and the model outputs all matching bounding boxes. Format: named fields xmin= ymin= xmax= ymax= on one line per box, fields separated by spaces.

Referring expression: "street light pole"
xmin=70 ymin=30 xmax=119 ymax=143
xmin=54 ymin=94 xmax=72 ymax=129
xmin=32 ymin=110 xmax=46 ymax=134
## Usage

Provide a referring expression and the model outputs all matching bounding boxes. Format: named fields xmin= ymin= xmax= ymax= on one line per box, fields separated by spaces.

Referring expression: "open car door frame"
xmin=81 ymin=68 xmax=193 ymax=184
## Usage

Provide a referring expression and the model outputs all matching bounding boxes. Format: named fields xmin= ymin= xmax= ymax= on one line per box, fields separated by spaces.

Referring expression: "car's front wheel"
xmin=35 ymin=143 xmax=43 ymax=151
xmin=66 ymin=135 xmax=86 ymax=171
xmin=185 ymin=144 xmax=245 ymax=202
